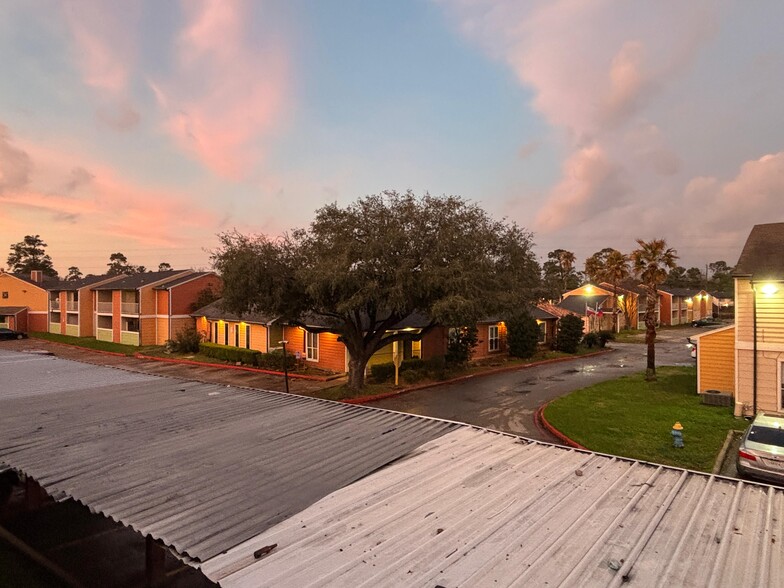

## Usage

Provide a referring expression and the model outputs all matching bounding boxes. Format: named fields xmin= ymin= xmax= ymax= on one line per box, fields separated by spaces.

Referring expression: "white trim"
xmin=488 ymin=324 xmax=500 ymax=352
xmin=306 ymin=331 xmax=319 ymax=362
xmin=688 ymin=324 xmax=734 ymax=340
xmin=140 ymin=314 xmax=192 ymax=319
xmin=28 ymin=311 xmax=47 ymax=315
xmin=136 ymin=270 xmax=195 ymax=290
xmin=779 ymin=359 xmax=784 ymax=413
xmin=736 ymin=341 xmax=784 ymax=352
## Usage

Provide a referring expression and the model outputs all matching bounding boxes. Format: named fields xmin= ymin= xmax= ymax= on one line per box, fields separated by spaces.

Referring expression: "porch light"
xmin=617 ymin=294 xmax=624 ymax=301
xmin=585 ymin=285 xmax=594 ymax=294
xmin=760 ymin=283 xmax=779 ymax=296
xmin=686 ymin=298 xmax=692 ymax=304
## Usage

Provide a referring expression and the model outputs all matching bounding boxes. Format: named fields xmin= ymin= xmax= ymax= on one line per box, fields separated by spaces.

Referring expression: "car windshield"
xmin=748 ymin=425 xmax=784 ymax=448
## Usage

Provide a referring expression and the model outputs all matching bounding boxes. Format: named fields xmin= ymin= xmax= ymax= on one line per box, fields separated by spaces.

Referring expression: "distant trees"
xmin=158 ymin=262 xmax=172 ymax=272
xmin=107 ymin=252 xmax=146 ymax=276
xmin=7 ymin=235 xmax=58 ymax=277
xmin=630 ymin=239 xmax=678 ymax=381
xmin=65 ymin=266 xmax=83 ymax=281
xmin=541 ymin=249 xmax=582 ymax=300
xmin=584 ymin=248 xmax=631 ymax=332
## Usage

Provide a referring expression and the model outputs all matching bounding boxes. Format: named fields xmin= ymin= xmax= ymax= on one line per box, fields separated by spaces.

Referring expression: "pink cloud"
xmin=151 ymin=0 xmax=289 ymax=179
xmin=62 ymin=0 xmax=142 ymax=130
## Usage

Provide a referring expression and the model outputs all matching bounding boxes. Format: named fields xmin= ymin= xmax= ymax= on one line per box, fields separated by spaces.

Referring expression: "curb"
xmin=712 ymin=429 xmax=739 ymax=475
xmin=534 ymin=402 xmax=587 ymax=449
xmin=27 ymin=337 xmax=131 ymax=358
xmin=133 ymin=353 xmax=334 ymax=382
xmin=343 ymin=348 xmax=615 ymax=405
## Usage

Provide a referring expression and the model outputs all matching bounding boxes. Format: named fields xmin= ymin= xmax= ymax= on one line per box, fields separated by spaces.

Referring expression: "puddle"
xmin=513 ymin=389 xmax=532 ymax=395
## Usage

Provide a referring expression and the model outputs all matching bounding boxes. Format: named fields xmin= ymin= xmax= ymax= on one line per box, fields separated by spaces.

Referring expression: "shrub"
xmin=167 ymin=326 xmax=204 ymax=353
xmin=582 ymin=332 xmax=599 ymax=348
xmin=597 ymin=330 xmax=615 ymax=348
xmin=200 ymin=341 xmax=260 ymax=365
xmin=446 ymin=327 xmax=478 ymax=365
xmin=255 ymin=349 xmax=297 ymax=371
xmin=557 ymin=315 xmax=583 ymax=353
xmin=370 ymin=355 xmax=447 ymax=383
xmin=506 ymin=313 xmax=539 ymax=359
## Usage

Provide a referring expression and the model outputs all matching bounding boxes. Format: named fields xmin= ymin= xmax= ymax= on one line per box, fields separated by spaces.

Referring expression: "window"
xmin=306 ymin=331 xmax=319 ymax=361
xmin=1 ymin=292 xmax=7 ymax=299
xmin=223 ymin=323 xmax=229 ymax=345
xmin=488 ymin=325 xmax=500 ymax=352
xmin=122 ymin=317 xmax=139 ymax=332
xmin=234 ymin=324 xmax=240 ymax=347
xmin=245 ymin=324 xmax=251 ymax=349
xmin=212 ymin=322 xmax=218 ymax=343
xmin=538 ymin=322 xmax=546 ymax=343
xmin=411 ymin=339 xmax=422 ymax=359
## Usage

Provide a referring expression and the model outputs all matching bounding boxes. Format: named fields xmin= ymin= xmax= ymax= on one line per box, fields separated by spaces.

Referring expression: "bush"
xmin=200 ymin=341 xmax=260 ymax=365
xmin=255 ymin=349 xmax=296 ymax=371
xmin=370 ymin=355 xmax=447 ymax=383
xmin=557 ymin=315 xmax=583 ymax=353
xmin=582 ymin=332 xmax=599 ymax=348
xmin=597 ymin=330 xmax=615 ymax=348
xmin=167 ymin=326 xmax=204 ymax=353
xmin=506 ymin=313 xmax=539 ymax=359
xmin=446 ymin=327 xmax=478 ymax=365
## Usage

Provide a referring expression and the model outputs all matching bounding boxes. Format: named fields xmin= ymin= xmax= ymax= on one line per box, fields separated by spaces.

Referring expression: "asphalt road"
xmin=367 ymin=328 xmax=704 ymax=443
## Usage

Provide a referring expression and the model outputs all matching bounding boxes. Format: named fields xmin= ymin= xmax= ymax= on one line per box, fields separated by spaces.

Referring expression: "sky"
xmin=1 ymin=0 xmax=783 ymax=275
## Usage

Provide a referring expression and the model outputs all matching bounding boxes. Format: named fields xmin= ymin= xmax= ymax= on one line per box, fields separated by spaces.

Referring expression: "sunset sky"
xmin=2 ymin=1 xmax=783 ymax=275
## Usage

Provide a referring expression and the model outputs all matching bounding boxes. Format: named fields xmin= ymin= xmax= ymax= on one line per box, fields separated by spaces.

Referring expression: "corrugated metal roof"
xmin=0 ymin=350 xmax=455 ymax=562
xmin=204 ymin=428 xmax=783 ymax=588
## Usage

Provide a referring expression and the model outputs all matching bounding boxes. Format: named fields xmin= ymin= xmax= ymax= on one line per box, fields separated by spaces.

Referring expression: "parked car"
xmin=0 ymin=328 xmax=27 ymax=340
xmin=737 ymin=413 xmax=784 ymax=485
xmin=692 ymin=316 xmax=721 ymax=327
xmin=686 ymin=338 xmax=697 ymax=359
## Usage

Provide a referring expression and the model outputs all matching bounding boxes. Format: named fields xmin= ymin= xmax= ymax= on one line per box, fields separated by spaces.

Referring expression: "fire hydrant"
xmin=671 ymin=422 xmax=684 ymax=448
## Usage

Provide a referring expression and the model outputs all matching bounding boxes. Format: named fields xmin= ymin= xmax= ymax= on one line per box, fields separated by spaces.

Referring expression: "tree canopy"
xmin=541 ymin=249 xmax=582 ymax=300
xmin=65 ymin=266 xmax=83 ymax=281
xmin=212 ymin=190 xmax=541 ymax=389
xmin=7 ymin=235 xmax=58 ymax=277
xmin=107 ymin=252 xmax=146 ymax=276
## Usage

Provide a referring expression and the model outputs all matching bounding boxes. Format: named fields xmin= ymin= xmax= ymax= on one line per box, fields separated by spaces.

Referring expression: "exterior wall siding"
xmin=170 ymin=275 xmax=222 ymax=315
xmin=697 ymin=328 xmax=735 ymax=395
xmin=140 ymin=317 xmax=156 ymax=346
xmin=472 ymin=322 xmax=508 ymax=359
xmin=0 ymin=274 xmax=48 ymax=332
xmin=112 ymin=291 xmax=122 ymax=343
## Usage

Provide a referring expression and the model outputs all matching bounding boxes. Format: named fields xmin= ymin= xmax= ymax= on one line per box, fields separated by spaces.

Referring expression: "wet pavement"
xmin=367 ymin=328 xmax=703 ymax=443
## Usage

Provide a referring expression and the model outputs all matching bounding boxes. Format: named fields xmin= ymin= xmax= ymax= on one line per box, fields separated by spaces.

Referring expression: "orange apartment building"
xmin=91 ymin=270 xmax=221 ymax=346
xmin=47 ymin=274 xmax=125 ymax=337
xmin=0 ymin=270 xmax=58 ymax=332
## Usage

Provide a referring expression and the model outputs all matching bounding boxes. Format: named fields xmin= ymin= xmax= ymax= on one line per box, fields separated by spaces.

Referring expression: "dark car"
xmin=692 ymin=316 xmax=720 ymax=327
xmin=737 ymin=413 xmax=784 ymax=485
xmin=0 ymin=328 xmax=27 ymax=340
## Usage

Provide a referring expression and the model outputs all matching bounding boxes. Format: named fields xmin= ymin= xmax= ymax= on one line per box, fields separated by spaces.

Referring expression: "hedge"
xmin=200 ymin=342 xmax=260 ymax=365
xmin=370 ymin=356 xmax=447 ymax=382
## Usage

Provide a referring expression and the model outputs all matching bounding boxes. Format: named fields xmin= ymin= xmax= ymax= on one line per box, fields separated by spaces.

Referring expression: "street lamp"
xmin=279 ymin=340 xmax=289 ymax=394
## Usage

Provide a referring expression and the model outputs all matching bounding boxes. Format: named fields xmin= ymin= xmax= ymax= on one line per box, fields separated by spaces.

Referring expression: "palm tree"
xmin=602 ymin=250 xmax=631 ymax=333
xmin=558 ymin=250 xmax=576 ymax=292
xmin=630 ymin=239 xmax=678 ymax=381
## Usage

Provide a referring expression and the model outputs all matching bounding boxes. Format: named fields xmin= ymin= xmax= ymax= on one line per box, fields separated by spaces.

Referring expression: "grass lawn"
xmin=29 ymin=332 xmax=156 ymax=356
xmin=544 ymin=366 xmax=747 ymax=472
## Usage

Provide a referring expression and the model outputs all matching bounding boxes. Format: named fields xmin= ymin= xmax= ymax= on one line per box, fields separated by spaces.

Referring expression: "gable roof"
xmin=659 ymin=286 xmax=703 ymax=298
xmin=1 ymin=271 xmax=59 ymax=290
xmin=154 ymin=271 xmax=216 ymax=289
xmin=530 ymin=305 xmax=559 ymax=320
xmin=733 ymin=222 xmax=784 ymax=279
xmin=536 ymin=302 xmax=577 ymax=319
xmin=49 ymin=274 xmax=124 ymax=291
xmin=0 ymin=306 xmax=27 ymax=315
xmin=92 ymin=270 xmax=191 ymax=290
xmin=557 ymin=295 xmax=609 ymax=316
xmin=191 ymin=298 xmax=276 ymax=325
xmin=562 ymin=283 xmax=613 ymax=298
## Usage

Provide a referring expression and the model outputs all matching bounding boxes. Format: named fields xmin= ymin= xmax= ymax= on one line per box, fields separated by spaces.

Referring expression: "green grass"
xmin=544 ymin=366 xmax=746 ymax=472
xmin=28 ymin=332 xmax=156 ymax=356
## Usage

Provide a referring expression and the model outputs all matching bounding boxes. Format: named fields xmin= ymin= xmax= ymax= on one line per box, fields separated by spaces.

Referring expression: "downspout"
xmin=752 ymin=281 xmax=757 ymax=416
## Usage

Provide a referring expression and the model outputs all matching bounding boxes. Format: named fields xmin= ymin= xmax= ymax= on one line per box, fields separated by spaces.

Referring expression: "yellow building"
xmin=731 ymin=223 xmax=784 ymax=416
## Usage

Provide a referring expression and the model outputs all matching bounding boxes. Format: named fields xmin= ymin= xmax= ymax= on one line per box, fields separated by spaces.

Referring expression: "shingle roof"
xmin=4 ymin=272 xmax=59 ymax=289
xmin=191 ymin=298 xmax=276 ymax=325
xmin=530 ymin=305 xmax=559 ymax=320
xmin=92 ymin=270 xmax=190 ymax=290
xmin=0 ymin=306 xmax=27 ymax=315
xmin=659 ymin=286 xmax=702 ymax=297
xmin=733 ymin=222 xmax=784 ymax=278
xmin=154 ymin=271 xmax=215 ymax=289
xmin=536 ymin=302 xmax=576 ymax=319
xmin=49 ymin=274 xmax=122 ymax=291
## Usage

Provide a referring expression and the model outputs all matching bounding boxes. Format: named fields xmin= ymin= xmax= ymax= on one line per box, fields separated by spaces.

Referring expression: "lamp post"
xmin=279 ymin=339 xmax=289 ymax=394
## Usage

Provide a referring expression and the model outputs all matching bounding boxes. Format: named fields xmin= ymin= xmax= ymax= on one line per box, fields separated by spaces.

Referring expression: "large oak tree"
xmin=7 ymin=235 xmax=58 ymax=277
xmin=212 ymin=191 xmax=540 ymax=389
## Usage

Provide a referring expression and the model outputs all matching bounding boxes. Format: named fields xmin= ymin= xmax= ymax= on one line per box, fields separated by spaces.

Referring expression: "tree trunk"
xmin=347 ymin=355 xmax=371 ymax=390
xmin=645 ymin=289 xmax=657 ymax=381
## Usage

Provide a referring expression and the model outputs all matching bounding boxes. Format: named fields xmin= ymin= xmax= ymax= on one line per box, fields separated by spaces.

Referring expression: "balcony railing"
xmin=50 ymin=300 xmax=60 ymax=310
xmin=121 ymin=302 xmax=140 ymax=314
xmin=96 ymin=302 xmax=113 ymax=313
xmin=66 ymin=301 xmax=78 ymax=312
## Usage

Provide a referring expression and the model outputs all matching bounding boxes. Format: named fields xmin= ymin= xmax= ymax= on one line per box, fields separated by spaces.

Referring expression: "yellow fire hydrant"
xmin=671 ymin=422 xmax=684 ymax=448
